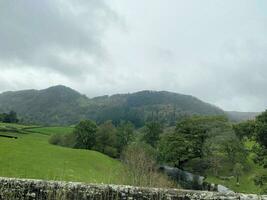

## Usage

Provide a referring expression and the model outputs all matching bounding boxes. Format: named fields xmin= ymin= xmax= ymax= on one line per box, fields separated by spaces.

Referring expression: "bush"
xmin=103 ymin=146 xmax=118 ymax=158
xmin=184 ymin=158 xmax=209 ymax=175
xmin=121 ymin=142 xmax=175 ymax=188
xmin=49 ymin=134 xmax=63 ymax=145
xmin=49 ymin=132 xmax=76 ymax=147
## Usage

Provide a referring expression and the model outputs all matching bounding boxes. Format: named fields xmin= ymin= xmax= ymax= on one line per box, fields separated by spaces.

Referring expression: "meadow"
xmin=0 ymin=123 xmax=124 ymax=184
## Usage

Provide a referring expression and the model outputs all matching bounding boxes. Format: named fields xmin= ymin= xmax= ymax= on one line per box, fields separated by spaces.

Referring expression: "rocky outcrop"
xmin=0 ymin=177 xmax=266 ymax=200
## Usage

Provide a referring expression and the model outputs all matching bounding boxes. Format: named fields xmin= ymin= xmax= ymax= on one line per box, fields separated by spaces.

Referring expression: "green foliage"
xmin=49 ymin=120 xmax=135 ymax=158
xmin=248 ymin=111 xmax=267 ymax=166
xmin=203 ymin=127 xmax=247 ymax=177
xmin=0 ymin=111 xmax=19 ymax=123
xmin=221 ymin=135 xmax=247 ymax=165
xmin=252 ymin=111 xmax=267 ymax=153
xmin=159 ymin=115 xmax=249 ymax=182
xmin=49 ymin=133 xmax=76 ymax=148
xmin=94 ymin=121 xmax=118 ymax=158
xmin=233 ymin=163 xmax=244 ymax=184
xmin=0 ymin=86 xmax=225 ymax=127
xmin=233 ymin=120 xmax=256 ymax=140
xmin=255 ymin=124 xmax=267 ymax=149
xmin=159 ymin=132 xmax=192 ymax=167
xmin=143 ymin=121 xmax=163 ymax=147
xmin=175 ymin=116 xmax=229 ymax=159
xmin=205 ymin=140 xmax=265 ymax=194
xmin=73 ymin=120 xmax=97 ymax=150
xmin=121 ymin=142 xmax=174 ymax=188
xmin=116 ymin=121 xmax=134 ymax=154
xmin=250 ymin=110 xmax=267 ymax=193
xmin=49 ymin=134 xmax=64 ymax=145
xmin=254 ymin=173 xmax=267 ymax=194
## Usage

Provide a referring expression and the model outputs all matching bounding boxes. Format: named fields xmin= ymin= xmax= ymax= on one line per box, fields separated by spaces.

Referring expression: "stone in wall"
xmin=0 ymin=177 xmax=266 ymax=200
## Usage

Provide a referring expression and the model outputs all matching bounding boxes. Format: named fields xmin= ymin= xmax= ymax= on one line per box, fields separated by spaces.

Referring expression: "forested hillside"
xmin=0 ymin=85 xmax=90 ymax=125
xmin=0 ymin=85 xmax=225 ymax=126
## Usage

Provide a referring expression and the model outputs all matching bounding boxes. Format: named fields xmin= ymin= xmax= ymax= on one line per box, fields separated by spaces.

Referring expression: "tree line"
xmin=234 ymin=111 xmax=267 ymax=193
xmin=0 ymin=111 xmax=19 ymax=123
xmin=49 ymin=119 xmax=175 ymax=188
xmin=49 ymin=111 xmax=267 ymax=192
xmin=49 ymin=120 xmax=135 ymax=158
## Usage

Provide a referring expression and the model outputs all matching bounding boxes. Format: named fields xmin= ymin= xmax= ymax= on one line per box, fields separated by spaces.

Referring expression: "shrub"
xmin=121 ymin=142 xmax=175 ymax=188
xmin=49 ymin=134 xmax=63 ymax=145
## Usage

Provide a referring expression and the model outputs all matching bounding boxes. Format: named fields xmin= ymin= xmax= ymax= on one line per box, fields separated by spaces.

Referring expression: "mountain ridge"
xmin=0 ymin=85 xmax=256 ymax=126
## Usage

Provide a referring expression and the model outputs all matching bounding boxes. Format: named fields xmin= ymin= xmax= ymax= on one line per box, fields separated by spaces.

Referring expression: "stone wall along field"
xmin=0 ymin=177 xmax=266 ymax=200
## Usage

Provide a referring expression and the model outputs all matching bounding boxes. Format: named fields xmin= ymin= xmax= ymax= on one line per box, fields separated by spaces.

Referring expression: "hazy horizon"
xmin=0 ymin=1 xmax=267 ymax=112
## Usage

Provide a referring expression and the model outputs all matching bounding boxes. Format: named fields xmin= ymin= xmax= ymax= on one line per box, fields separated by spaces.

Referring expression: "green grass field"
xmin=0 ymin=123 xmax=125 ymax=184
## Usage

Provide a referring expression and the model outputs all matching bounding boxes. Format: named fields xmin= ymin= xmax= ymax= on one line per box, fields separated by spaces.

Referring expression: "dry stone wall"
xmin=0 ymin=177 xmax=266 ymax=200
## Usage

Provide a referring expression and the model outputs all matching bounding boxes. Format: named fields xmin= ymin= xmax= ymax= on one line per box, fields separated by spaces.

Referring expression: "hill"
xmin=0 ymin=85 xmax=90 ymax=125
xmin=0 ymin=122 xmax=124 ymax=183
xmin=0 ymin=86 xmax=225 ymax=126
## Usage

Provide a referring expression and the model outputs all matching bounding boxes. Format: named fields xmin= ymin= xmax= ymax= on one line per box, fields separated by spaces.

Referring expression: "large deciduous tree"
xmin=116 ymin=121 xmax=134 ymax=154
xmin=94 ymin=120 xmax=118 ymax=157
xmin=73 ymin=120 xmax=97 ymax=150
xmin=143 ymin=121 xmax=163 ymax=147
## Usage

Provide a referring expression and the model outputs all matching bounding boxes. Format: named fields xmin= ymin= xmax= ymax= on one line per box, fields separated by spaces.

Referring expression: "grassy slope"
xmin=0 ymin=123 xmax=124 ymax=184
xmin=27 ymin=126 xmax=74 ymax=135
xmin=206 ymin=140 xmax=264 ymax=194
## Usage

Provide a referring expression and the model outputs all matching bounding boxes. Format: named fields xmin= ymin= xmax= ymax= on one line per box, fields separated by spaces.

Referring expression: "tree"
xmin=143 ymin=121 xmax=163 ymax=147
xmin=221 ymin=135 xmax=247 ymax=165
xmin=73 ymin=120 xmax=97 ymax=150
xmin=202 ymin=136 xmax=224 ymax=176
xmin=233 ymin=120 xmax=256 ymax=140
xmin=116 ymin=121 xmax=134 ymax=154
xmin=175 ymin=116 xmax=229 ymax=158
xmin=0 ymin=113 xmax=5 ymax=122
xmin=233 ymin=163 xmax=244 ymax=184
xmin=254 ymin=173 xmax=267 ymax=194
xmin=0 ymin=111 xmax=19 ymax=123
xmin=159 ymin=116 xmax=233 ymax=169
xmin=252 ymin=110 xmax=267 ymax=193
xmin=254 ymin=111 xmax=267 ymax=148
xmin=158 ymin=132 xmax=194 ymax=168
xmin=94 ymin=120 xmax=118 ymax=157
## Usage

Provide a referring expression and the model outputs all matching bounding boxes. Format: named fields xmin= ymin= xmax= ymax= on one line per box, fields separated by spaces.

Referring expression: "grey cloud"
xmin=0 ymin=0 xmax=267 ymax=112
xmin=0 ymin=0 xmax=117 ymax=76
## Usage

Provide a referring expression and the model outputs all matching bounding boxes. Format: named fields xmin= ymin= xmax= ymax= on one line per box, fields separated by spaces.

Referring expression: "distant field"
xmin=27 ymin=126 xmax=74 ymax=136
xmin=0 ymin=123 xmax=124 ymax=184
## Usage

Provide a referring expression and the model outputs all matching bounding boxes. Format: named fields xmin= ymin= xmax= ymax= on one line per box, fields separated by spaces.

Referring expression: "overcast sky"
xmin=0 ymin=0 xmax=267 ymax=112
